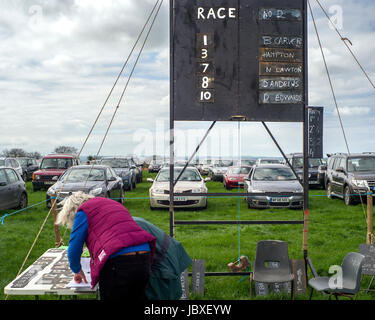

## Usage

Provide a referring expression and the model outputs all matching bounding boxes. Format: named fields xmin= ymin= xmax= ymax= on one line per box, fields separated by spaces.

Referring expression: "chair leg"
xmin=309 ymin=288 xmax=314 ymax=300
xmin=291 ymin=280 xmax=294 ymax=300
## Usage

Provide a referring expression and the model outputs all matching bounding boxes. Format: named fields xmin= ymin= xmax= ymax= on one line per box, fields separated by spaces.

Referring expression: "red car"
xmin=32 ymin=154 xmax=80 ymax=191
xmin=223 ymin=166 xmax=252 ymax=189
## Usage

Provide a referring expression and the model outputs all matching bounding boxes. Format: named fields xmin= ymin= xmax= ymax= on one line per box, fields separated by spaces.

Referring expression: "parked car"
xmin=244 ymin=164 xmax=303 ymax=209
xmin=317 ymin=159 xmax=328 ymax=189
xmin=256 ymin=158 xmax=282 ymax=165
xmin=148 ymin=159 xmax=163 ymax=173
xmin=284 ymin=153 xmax=325 ymax=188
xmin=126 ymin=155 xmax=143 ymax=183
xmin=223 ymin=166 xmax=252 ymax=189
xmin=46 ymin=165 xmax=124 ymax=208
xmin=0 ymin=157 xmax=23 ymax=178
xmin=326 ymin=153 xmax=375 ymax=205
xmin=197 ymin=159 xmax=213 ymax=175
xmin=16 ymin=157 xmax=39 ymax=181
xmin=32 ymin=154 xmax=80 ymax=191
xmin=99 ymin=157 xmax=137 ymax=191
xmin=0 ymin=167 xmax=28 ymax=211
xmin=208 ymin=160 xmax=233 ymax=182
xmin=148 ymin=166 xmax=208 ymax=210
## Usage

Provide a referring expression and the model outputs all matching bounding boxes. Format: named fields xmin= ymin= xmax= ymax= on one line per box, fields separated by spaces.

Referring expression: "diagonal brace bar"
xmin=173 ymin=121 xmax=216 ymax=187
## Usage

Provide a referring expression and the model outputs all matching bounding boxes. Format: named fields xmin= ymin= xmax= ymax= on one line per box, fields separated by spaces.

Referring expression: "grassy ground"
xmin=0 ymin=170 xmax=374 ymax=300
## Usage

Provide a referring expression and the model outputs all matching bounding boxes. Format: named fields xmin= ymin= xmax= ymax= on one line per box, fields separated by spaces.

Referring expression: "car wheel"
xmin=22 ymin=172 xmax=27 ymax=181
xmin=17 ymin=193 xmax=28 ymax=209
xmin=150 ymin=206 xmax=156 ymax=211
xmin=344 ymin=186 xmax=356 ymax=206
xmin=327 ymin=182 xmax=333 ymax=199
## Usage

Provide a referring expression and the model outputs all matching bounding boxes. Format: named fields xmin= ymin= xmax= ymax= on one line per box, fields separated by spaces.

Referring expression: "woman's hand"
xmin=74 ymin=270 xmax=88 ymax=283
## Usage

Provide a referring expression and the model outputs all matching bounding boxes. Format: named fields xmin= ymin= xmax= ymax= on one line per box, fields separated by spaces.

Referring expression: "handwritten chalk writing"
xmin=259 ymin=91 xmax=303 ymax=104
xmin=259 ymin=77 xmax=302 ymax=90
xmin=260 ymin=48 xmax=303 ymax=62
xmin=259 ymin=62 xmax=303 ymax=76
xmin=197 ymin=7 xmax=237 ymax=20
xmin=260 ymin=35 xmax=303 ymax=48
xmin=259 ymin=8 xmax=301 ymax=21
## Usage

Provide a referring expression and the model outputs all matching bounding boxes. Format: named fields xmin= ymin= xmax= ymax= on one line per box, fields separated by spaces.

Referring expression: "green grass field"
xmin=1 ymin=171 xmax=374 ymax=300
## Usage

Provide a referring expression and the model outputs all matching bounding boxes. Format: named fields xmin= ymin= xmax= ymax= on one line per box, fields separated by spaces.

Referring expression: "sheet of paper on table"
xmin=66 ymin=257 xmax=92 ymax=288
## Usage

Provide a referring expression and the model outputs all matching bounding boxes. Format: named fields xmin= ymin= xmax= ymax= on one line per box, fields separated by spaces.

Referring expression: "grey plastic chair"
xmin=253 ymin=240 xmax=294 ymax=299
xmin=308 ymin=252 xmax=365 ymax=300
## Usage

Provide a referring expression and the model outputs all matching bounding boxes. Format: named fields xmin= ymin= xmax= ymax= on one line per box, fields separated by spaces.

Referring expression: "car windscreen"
xmin=261 ymin=159 xmax=280 ymax=164
xmin=348 ymin=157 xmax=375 ymax=172
xmin=293 ymin=158 xmax=323 ymax=168
xmin=101 ymin=159 xmax=129 ymax=168
xmin=41 ymin=158 xmax=73 ymax=169
xmin=17 ymin=159 xmax=28 ymax=166
xmin=156 ymin=168 xmax=202 ymax=182
xmin=241 ymin=160 xmax=256 ymax=166
xmin=0 ymin=160 xmax=5 ymax=166
xmin=60 ymin=168 xmax=105 ymax=182
xmin=253 ymin=168 xmax=297 ymax=181
xmin=228 ymin=167 xmax=251 ymax=174
xmin=215 ymin=161 xmax=233 ymax=167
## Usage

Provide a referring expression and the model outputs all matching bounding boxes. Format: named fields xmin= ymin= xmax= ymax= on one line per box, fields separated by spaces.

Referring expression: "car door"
xmin=331 ymin=157 xmax=343 ymax=194
xmin=0 ymin=169 xmax=12 ymax=211
xmin=335 ymin=158 xmax=347 ymax=195
xmin=4 ymin=169 xmax=20 ymax=208
xmin=106 ymin=168 xmax=119 ymax=199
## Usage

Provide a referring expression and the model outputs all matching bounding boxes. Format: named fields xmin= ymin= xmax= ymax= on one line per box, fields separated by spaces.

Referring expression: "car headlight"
xmin=352 ymin=180 xmax=368 ymax=188
xmin=46 ymin=187 xmax=55 ymax=196
xmin=192 ymin=188 xmax=204 ymax=193
xmin=229 ymin=177 xmax=237 ymax=181
xmin=90 ymin=187 xmax=103 ymax=196
xmin=250 ymin=189 xmax=265 ymax=193
xmin=34 ymin=175 xmax=40 ymax=180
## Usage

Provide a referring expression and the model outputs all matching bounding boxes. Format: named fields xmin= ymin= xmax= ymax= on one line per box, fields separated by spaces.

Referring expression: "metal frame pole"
xmin=169 ymin=0 xmax=175 ymax=237
xmin=303 ymin=0 xmax=310 ymax=260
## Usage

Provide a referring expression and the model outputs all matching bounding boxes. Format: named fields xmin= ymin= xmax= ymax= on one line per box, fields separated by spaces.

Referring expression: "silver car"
xmin=0 ymin=167 xmax=28 ymax=211
xmin=0 ymin=157 xmax=23 ymax=179
xmin=148 ymin=166 xmax=208 ymax=210
xmin=244 ymin=164 xmax=303 ymax=209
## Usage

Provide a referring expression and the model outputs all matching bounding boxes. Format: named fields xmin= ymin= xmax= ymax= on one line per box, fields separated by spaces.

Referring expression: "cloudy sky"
xmin=0 ymin=0 xmax=374 ymax=159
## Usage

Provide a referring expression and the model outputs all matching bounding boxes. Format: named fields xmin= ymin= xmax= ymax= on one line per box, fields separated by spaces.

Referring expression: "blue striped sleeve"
xmin=67 ymin=210 xmax=88 ymax=274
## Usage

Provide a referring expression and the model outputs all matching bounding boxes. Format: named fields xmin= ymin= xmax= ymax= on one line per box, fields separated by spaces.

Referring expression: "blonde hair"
xmin=55 ymin=191 xmax=94 ymax=229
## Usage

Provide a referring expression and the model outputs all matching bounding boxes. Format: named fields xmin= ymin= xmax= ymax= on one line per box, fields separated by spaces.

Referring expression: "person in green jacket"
xmin=134 ymin=217 xmax=192 ymax=300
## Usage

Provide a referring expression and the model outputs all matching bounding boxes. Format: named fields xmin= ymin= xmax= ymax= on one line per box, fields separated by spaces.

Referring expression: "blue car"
xmin=99 ymin=157 xmax=137 ymax=191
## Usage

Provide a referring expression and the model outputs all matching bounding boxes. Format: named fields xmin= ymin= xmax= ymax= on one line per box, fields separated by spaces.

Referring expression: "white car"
xmin=148 ymin=166 xmax=208 ymax=210
xmin=0 ymin=157 xmax=23 ymax=179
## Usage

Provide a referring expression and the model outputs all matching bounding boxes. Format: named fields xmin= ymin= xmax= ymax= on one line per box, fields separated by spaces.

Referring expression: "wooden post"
xmin=367 ymin=190 xmax=373 ymax=244
xmin=52 ymin=194 xmax=63 ymax=248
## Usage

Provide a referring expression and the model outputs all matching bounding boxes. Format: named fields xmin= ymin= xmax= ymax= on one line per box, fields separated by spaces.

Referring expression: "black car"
xmin=16 ymin=157 xmax=39 ymax=181
xmin=284 ymin=153 xmax=325 ymax=188
xmin=326 ymin=153 xmax=375 ymax=205
xmin=99 ymin=157 xmax=136 ymax=191
xmin=126 ymin=156 xmax=143 ymax=183
xmin=46 ymin=165 xmax=124 ymax=208
xmin=148 ymin=160 xmax=163 ymax=173
xmin=0 ymin=168 xmax=28 ymax=211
